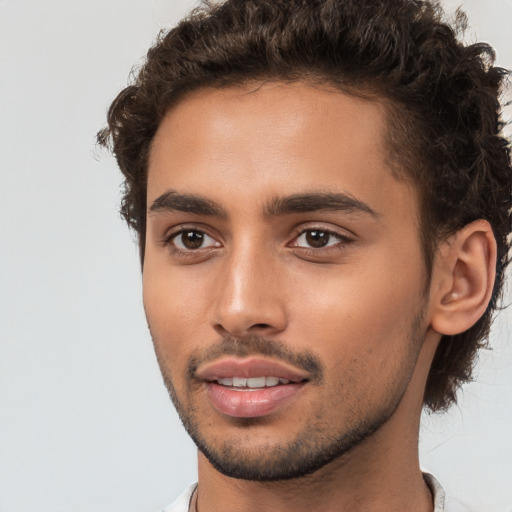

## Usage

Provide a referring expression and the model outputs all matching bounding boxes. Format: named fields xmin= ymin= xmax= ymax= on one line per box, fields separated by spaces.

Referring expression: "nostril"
xmin=250 ymin=323 xmax=272 ymax=330
xmin=213 ymin=324 xmax=230 ymax=336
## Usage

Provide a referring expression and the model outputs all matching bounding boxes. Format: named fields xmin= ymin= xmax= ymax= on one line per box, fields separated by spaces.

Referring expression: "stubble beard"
xmin=152 ymin=310 xmax=426 ymax=482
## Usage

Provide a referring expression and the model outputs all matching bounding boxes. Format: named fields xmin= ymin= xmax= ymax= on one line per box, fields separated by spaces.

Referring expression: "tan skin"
xmin=143 ymin=82 xmax=496 ymax=512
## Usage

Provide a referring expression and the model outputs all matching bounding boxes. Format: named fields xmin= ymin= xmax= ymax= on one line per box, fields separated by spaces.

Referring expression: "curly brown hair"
xmin=98 ymin=0 xmax=512 ymax=412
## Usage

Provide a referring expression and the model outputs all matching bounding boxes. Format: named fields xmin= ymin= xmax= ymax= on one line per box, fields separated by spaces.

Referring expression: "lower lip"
xmin=205 ymin=382 xmax=304 ymax=418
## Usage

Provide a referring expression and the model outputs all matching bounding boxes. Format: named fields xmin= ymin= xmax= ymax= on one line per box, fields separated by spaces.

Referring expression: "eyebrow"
xmin=149 ymin=190 xmax=227 ymax=217
xmin=148 ymin=190 xmax=378 ymax=219
xmin=264 ymin=192 xmax=379 ymax=218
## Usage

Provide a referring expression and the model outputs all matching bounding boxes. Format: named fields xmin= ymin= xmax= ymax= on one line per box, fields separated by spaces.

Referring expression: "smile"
xmin=215 ymin=376 xmax=295 ymax=388
xmin=196 ymin=357 xmax=309 ymax=418
xmin=205 ymin=381 xmax=305 ymax=418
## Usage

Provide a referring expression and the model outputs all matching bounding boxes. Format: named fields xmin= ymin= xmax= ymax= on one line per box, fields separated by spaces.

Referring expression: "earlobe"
xmin=430 ymin=220 xmax=497 ymax=336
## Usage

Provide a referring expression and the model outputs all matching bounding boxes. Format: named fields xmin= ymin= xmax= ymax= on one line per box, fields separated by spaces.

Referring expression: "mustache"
xmin=186 ymin=335 xmax=324 ymax=384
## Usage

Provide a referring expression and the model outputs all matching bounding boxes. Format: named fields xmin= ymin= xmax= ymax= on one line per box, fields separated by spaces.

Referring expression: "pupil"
xmin=306 ymin=230 xmax=329 ymax=248
xmin=182 ymin=231 xmax=204 ymax=249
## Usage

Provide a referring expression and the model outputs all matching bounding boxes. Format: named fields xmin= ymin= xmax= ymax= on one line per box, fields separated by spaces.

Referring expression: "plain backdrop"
xmin=1 ymin=1 xmax=511 ymax=511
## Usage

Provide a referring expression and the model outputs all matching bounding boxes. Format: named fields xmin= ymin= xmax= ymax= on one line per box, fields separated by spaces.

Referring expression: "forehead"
xmin=147 ymin=82 xmax=415 ymax=219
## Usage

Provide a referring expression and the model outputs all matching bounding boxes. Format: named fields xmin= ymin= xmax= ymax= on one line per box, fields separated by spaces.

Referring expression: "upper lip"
xmin=195 ymin=357 xmax=310 ymax=383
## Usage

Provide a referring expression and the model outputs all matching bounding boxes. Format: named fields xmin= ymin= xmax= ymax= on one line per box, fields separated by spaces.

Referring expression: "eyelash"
xmin=162 ymin=226 xmax=220 ymax=256
xmin=290 ymin=227 xmax=354 ymax=254
xmin=161 ymin=225 xmax=354 ymax=257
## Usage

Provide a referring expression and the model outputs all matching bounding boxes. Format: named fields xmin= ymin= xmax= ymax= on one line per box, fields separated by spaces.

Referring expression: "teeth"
xmin=265 ymin=376 xmax=279 ymax=387
xmin=216 ymin=376 xmax=292 ymax=388
xmin=232 ymin=377 xmax=247 ymax=387
xmin=247 ymin=377 xmax=266 ymax=388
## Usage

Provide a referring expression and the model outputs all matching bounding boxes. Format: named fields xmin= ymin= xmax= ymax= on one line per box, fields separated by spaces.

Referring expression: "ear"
xmin=430 ymin=220 xmax=497 ymax=336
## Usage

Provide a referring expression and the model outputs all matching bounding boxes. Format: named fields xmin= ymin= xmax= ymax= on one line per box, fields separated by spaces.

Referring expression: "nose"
xmin=210 ymin=248 xmax=288 ymax=338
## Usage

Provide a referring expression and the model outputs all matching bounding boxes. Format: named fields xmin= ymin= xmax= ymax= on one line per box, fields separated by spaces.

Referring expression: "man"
xmin=98 ymin=0 xmax=512 ymax=510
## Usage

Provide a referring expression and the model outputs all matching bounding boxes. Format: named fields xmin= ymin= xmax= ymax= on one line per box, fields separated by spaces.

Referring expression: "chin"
xmin=186 ymin=411 xmax=393 ymax=481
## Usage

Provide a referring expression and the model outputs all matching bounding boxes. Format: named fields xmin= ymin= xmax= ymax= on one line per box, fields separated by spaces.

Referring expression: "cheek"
xmin=142 ymin=260 xmax=211 ymax=376
xmin=288 ymin=248 xmax=425 ymax=362
xmin=143 ymin=249 xmax=213 ymax=324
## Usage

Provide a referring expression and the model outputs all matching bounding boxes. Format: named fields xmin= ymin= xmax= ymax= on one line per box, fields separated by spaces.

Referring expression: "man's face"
xmin=143 ymin=82 xmax=431 ymax=480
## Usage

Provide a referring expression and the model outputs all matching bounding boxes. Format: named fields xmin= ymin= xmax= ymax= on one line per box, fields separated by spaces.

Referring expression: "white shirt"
xmin=162 ymin=474 xmax=470 ymax=512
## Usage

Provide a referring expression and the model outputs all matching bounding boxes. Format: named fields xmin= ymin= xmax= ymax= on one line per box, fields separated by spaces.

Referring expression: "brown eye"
xmin=293 ymin=229 xmax=349 ymax=250
xmin=305 ymin=230 xmax=330 ymax=248
xmin=170 ymin=230 xmax=219 ymax=251
xmin=181 ymin=231 xmax=204 ymax=249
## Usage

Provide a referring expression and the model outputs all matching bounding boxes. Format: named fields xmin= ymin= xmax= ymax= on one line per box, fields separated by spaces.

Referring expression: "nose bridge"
xmin=211 ymin=236 xmax=287 ymax=336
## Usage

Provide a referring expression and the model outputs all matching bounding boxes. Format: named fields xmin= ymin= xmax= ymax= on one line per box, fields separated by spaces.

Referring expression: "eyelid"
xmin=159 ymin=222 xmax=355 ymax=257
xmin=163 ymin=223 xmax=220 ymax=240
xmin=161 ymin=224 xmax=223 ymax=253
xmin=172 ymin=231 xmax=218 ymax=250
xmin=287 ymin=224 xmax=356 ymax=257
xmin=289 ymin=223 xmax=355 ymax=243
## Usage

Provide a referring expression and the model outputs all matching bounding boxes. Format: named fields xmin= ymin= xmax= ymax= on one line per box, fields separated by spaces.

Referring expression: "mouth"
xmin=196 ymin=357 xmax=309 ymax=418
xmin=214 ymin=376 xmax=296 ymax=388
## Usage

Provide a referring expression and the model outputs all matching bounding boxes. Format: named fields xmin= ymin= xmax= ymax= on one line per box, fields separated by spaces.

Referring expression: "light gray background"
xmin=1 ymin=1 xmax=511 ymax=511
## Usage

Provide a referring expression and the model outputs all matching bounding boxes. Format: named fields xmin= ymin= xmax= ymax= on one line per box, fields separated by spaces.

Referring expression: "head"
xmin=98 ymin=0 xmax=511 ymax=479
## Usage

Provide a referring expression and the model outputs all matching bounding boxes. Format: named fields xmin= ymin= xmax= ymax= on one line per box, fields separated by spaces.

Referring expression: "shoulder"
xmin=161 ymin=483 xmax=197 ymax=512
xmin=424 ymin=473 xmax=472 ymax=512
xmin=445 ymin=497 xmax=473 ymax=512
